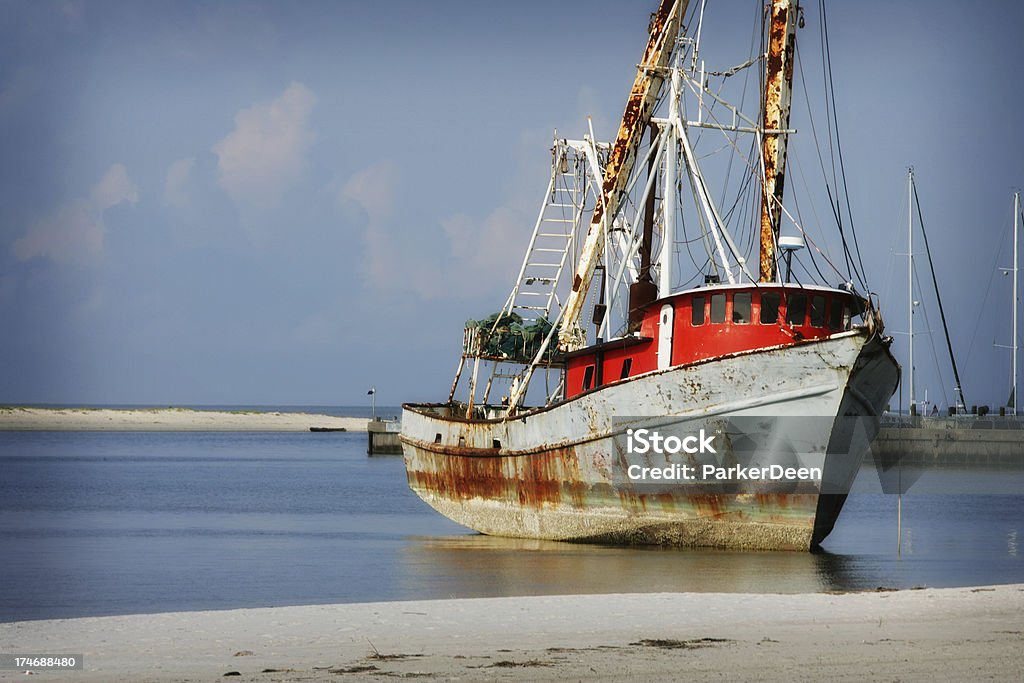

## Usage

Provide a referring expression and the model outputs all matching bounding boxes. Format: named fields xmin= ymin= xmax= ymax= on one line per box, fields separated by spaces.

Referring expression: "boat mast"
xmin=908 ymin=167 xmax=915 ymax=414
xmin=557 ymin=0 xmax=685 ymax=352
xmin=759 ymin=0 xmax=799 ymax=282
xmin=1014 ymin=191 xmax=1020 ymax=415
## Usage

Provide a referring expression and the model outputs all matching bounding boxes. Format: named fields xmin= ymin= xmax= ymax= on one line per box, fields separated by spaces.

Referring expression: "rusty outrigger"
xmin=401 ymin=0 xmax=899 ymax=550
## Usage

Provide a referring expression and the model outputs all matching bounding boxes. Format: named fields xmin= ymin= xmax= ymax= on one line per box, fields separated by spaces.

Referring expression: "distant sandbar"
xmin=0 ymin=406 xmax=367 ymax=432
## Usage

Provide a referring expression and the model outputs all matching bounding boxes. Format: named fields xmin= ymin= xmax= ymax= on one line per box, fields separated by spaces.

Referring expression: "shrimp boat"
xmin=401 ymin=0 xmax=899 ymax=550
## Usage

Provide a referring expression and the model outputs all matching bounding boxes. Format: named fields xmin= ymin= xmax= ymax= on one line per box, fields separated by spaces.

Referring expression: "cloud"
xmin=339 ymin=161 xmax=443 ymax=296
xmin=163 ymin=157 xmax=194 ymax=209
xmin=339 ymin=160 xmax=397 ymax=225
xmin=13 ymin=163 xmax=138 ymax=265
xmin=212 ymin=82 xmax=316 ymax=207
xmin=440 ymin=206 xmax=526 ymax=283
xmin=340 ymin=159 xmax=529 ymax=302
xmin=91 ymin=163 xmax=139 ymax=210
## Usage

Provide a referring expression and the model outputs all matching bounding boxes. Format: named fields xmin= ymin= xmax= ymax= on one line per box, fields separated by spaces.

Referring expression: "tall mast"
xmin=909 ymin=167 xmax=917 ymax=413
xmin=1014 ymin=191 xmax=1020 ymax=415
xmin=758 ymin=0 xmax=799 ymax=282
xmin=908 ymin=168 xmax=915 ymax=414
xmin=557 ymin=0 xmax=685 ymax=352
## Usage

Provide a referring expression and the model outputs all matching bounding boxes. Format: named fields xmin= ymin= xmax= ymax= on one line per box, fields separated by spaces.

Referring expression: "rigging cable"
xmin=911 ymin=176 xmax=967 ymax=409
xmin=820 ymin=1 xmax=870 ymax=291
xmin=796 ymin=37 xmax=855 ymax=283
xmin=913 ymin=262 xmax=952 ymax=409
xmin=715 ymin=0 xmax=762 ymax=220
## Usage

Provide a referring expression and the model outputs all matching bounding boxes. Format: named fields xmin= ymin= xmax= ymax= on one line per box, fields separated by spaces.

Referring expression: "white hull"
xmin=402 ymin=330 xmax=899 ymax=550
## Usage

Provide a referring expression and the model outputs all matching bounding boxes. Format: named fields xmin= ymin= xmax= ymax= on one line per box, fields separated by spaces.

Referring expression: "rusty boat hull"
xmin=402 ymin=330 xmax=899 ymax=551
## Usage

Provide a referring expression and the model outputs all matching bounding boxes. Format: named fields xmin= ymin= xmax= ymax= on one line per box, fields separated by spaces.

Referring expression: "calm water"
xmin=1 ymin=430 xmax=1022 ymax=622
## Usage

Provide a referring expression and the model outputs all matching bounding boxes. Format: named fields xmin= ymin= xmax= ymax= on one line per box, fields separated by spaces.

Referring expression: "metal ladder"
xmin=458 ymin=138 xmax=599 ymax=413
xmin=501 ymin=140 xmax=588 ymax=326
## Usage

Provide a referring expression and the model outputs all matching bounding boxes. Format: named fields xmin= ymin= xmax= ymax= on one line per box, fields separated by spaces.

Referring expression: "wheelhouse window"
xmin=732 ymin=292 xmax=751 ymax=324
xmin=786 ymin=293 xmax=807 ymax=326
xmin=760 ymin=292 xmax=780 ymax=324
xmin=829 ymin=299 xmax=844 ymax=330
xmin=582 ymin=365 xmax=595 ymax=391
xmin=710 ymin=293 xmax=726 ymax=323
xmin=691 ymin=295 xmax=705 ymax=326
xmin=620 ymin=358 xmax=633 ymax=380
xmin=810 ymin=295 xmax=825 ymax=327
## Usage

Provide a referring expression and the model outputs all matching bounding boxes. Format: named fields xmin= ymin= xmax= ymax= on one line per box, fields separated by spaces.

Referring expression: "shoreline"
xmin=0 ymin=406 xmax=368 ymax=432
xmin=1 ymin=585 xmax=1020 ymax=681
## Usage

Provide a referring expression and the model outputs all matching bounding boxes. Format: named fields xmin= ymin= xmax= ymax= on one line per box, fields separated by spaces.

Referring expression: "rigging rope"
xmin=913 ymin=263 xmax=952 ymax=409
xmin=820 ymin=1 xmax=870 ymax=291
xmin=911 ymin=176 xmax=967 ymax=409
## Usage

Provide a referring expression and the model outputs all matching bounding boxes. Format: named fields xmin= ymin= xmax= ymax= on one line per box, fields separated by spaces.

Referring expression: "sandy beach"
xmin=1 ymin=585 xmax=1021 ymax=681
xmin=0 ymin=407 xmax=367 ymax=432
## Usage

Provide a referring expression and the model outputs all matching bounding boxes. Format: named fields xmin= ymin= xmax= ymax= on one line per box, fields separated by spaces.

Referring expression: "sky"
xmin=1 ymin=0 xmax=1023 ymax=410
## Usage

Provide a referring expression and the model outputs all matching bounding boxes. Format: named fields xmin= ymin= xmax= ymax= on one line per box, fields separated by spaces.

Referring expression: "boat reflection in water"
xmin=397 ymin=534 xmax=860 ymax=597
xmin=395 ymin=468 xmax=1024 ymax=597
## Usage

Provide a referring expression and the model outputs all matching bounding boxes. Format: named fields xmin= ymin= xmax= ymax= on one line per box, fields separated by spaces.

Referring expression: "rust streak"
xmin=409 ymin=446 xmax=585 ymax=508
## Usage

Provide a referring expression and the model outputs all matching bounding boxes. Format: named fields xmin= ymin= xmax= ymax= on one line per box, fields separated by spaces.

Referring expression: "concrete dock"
xmin=367 ymin=418 xmax=402 ymax=456
xmin=874 ymin=416 xmax=1024 ymax=467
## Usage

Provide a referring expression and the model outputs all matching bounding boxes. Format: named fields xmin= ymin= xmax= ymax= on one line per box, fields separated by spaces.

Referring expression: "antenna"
xmin=778 ymin=235 xmax=805 ymax=283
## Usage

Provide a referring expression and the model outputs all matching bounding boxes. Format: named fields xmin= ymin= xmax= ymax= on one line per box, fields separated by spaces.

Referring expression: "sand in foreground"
xmin=1 ymin=586 xmax=1021 ymax=681
xmin=0 ymin=407 xmax=367 ymax=432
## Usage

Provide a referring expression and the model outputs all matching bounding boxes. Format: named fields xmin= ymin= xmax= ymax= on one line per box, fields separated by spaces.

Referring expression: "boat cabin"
xmin=563 ymin=284 xmax=860 ymax=399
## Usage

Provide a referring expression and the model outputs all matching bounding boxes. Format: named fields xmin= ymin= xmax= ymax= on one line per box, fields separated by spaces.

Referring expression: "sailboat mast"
xmin=758 ymin=0 xmax=799 ymax=282
xmin=1014 ymin=191 xmax=1020 ymax=415
xmin=908 ymin=168 xmax=915 ymax=414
